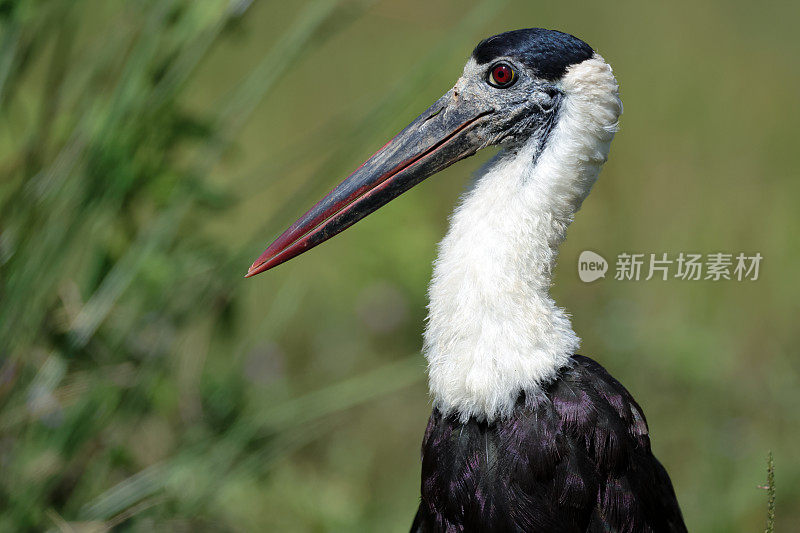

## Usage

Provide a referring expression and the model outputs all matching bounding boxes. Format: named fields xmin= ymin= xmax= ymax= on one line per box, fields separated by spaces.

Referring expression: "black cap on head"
xmin=472 ymin=28 xmax=593 ymax=81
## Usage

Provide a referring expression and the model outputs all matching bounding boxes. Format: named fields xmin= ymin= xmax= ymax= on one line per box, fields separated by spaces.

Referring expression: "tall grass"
xmin=0 ymin=0 xmax=394 ymax=529
xmin=763 ymin=452 xmax=775 ymax=533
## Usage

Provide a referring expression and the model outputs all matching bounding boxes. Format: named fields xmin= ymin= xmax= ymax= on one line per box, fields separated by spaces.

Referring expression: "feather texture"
xmin=424 ymin=55 xmax=622 ymax=422
xmin=411 ymin=355 xmax=687 ymax=533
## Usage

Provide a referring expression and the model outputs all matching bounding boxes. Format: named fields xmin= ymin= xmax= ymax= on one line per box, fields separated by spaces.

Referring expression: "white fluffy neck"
xmin=423 ymin=55 xmax=622 ymax=422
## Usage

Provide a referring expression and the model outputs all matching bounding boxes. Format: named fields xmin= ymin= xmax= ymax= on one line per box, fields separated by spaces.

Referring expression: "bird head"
xmin=247 ymin=28 xmax=613 ymax=277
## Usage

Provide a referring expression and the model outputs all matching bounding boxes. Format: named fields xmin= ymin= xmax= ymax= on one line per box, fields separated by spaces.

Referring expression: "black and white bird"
xmin=248 ymin=28 xmax=686 ymax=532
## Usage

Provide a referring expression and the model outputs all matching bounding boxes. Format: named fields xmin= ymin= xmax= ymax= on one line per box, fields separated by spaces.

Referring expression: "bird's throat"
xmin=423 ymin=56 xmax=621 ymax=422
xmin=423 ymin=141 xmax=580 ymax=423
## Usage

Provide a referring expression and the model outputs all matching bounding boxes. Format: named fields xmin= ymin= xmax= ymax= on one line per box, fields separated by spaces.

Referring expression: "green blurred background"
xmin=1 ymin=0 xmax=798 ymax=531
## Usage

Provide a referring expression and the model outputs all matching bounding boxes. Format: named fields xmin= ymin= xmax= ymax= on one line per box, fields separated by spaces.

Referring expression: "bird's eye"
xmin=488 ymin=63 xmax=516 ymax=88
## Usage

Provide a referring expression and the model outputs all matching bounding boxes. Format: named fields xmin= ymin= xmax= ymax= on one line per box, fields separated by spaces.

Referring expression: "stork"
xmin=247 ymin=28 xmax=686 ymax=532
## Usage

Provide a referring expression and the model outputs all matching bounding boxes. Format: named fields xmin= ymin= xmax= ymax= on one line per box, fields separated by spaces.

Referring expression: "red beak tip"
xmin=245 ymin=260 xmax=266 ymax=278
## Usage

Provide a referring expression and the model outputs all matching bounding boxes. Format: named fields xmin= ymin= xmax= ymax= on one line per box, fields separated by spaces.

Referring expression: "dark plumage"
xmin=411 ymin=356 xmax=686 ymax=532
xmin=472 ymin=28 xmax=594 ymax=80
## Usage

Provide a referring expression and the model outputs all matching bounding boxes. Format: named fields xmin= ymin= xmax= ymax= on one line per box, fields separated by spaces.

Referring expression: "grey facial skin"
xmin=450 ymin=57 xmax=563 ymax=149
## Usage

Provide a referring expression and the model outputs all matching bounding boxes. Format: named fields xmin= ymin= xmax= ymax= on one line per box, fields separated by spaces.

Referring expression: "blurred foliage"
xmin=0 ymin=0 xmax=798 ymax=531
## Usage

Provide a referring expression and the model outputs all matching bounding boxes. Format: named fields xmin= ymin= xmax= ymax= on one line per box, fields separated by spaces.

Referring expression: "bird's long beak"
xmin=246 ymin=94 xmax=493 ymax=277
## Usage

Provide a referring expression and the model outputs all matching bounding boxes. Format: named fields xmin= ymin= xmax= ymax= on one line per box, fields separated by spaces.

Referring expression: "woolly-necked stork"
xmin=247 ymin=28 xmax=686 ymax=532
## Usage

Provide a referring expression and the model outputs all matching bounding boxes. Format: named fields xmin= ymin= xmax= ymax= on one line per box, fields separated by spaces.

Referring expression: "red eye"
xmin=489 ymin=63 xmax=516 ymax=88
